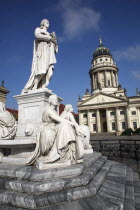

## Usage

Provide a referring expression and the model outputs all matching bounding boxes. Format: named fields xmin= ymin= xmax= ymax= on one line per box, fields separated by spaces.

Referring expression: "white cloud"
xmin=113 ymin=44 xmax=140 ymax=61
xmin=57 ymin=0 xmax=101 ymax=41
xmin=131 ymin=71 xmax=140 ymax=80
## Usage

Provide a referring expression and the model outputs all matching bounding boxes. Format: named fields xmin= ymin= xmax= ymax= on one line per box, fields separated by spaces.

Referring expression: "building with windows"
xmin=78 ymin=39 xmax=140 ymax=134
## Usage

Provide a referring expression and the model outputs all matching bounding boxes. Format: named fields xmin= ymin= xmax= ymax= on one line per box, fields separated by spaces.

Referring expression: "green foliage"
xmin=121 ymin=128 xmax=134 ymax=136
xmin=134 ymin=128 xmax=140 ymax=135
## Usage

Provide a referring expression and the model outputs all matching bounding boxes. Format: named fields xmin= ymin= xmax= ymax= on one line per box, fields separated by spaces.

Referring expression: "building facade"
xmin=0 ymin=81 xmax=9 ymax=104
xmin=78 ymin=39 xmax=140 ymax=134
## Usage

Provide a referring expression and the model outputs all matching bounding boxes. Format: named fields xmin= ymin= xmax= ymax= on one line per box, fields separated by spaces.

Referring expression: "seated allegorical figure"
xmin=60 ymin=104 xmax=92 ymax=151
xmin=0 ymin=102 xmax=17 ymax=140
xmin=27 ymin=95 xmax=84 ymax=166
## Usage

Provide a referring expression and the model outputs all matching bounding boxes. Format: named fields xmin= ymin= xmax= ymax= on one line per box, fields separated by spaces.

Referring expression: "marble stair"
xmin=0 ymin=153 xmax=139 ymax=210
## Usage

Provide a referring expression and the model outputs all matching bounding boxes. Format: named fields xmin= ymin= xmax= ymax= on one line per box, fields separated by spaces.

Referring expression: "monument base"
xmin=0 ymin=152 xmax=138 ymax=209
xmin=0 ymin=139 xmax=36 ymax=164
xmin=14 ymin=88 xmax=63 ymax=138
xmin=36 ymin=159 xmax=72 ymax=170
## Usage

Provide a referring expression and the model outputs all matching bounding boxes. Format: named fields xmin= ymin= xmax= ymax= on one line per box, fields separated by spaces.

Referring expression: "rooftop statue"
xmin=27 ymin=95 xmax=84 ymax=167
xmin=0 ymin=102 xmax=16 ymax=139
xmin=22 ymin=19 xmax=58 ymax=93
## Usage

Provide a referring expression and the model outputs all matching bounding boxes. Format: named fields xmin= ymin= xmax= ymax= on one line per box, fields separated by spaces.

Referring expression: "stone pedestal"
xmin=14 ymin=89 xmax=63 ymax=138
xmin=0 ymin=139 xmax=36 ymax=164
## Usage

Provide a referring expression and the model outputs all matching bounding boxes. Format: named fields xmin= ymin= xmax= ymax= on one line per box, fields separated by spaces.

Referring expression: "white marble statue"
xmin=61 ymin=104 xmax=92 ymax=152
xmin=0 ymin=102 xmax=16 ymax=139
xmin=22 ymin=19 xmax=58 ymax=93
xmin=27 ymin=95 xmax=84 ymax=166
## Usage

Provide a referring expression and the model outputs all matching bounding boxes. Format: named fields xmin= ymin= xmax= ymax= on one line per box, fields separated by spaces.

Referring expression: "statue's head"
xmin=65 ymin=104 xmax=73 ymax=112
xmin=40 ymin=19 xmax=49 ymax=29
xmin=0 ymin=102 xmax=5 ymax=112
xmin=49 ymin=95 xmax=58 ymax=106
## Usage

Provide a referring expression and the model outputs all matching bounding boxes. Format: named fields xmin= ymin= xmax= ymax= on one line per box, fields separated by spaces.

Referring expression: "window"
xmin=105 ymin=58 xmax=108 ymax=61
xmin=120 ymin=111 xmax=125 ymax=115
xmin=92 ymin=113 xmax=96 ymax=117
xmin=122 ymin=122 xmax=126 ymax=130
xmin=100 ymin=59 xmax=102 ymax=61
xmin=93 ymin=124 xmax=96 ymax=131
xmin=95 ymin=60 xmax=97 ymax=63
xmin=83 ymin=113 xmax=87 ymax=118
xmin=112 ymin=122 xmax=116 ymax=130
xmin=133 ymin=122 xmax=137 ymax=130
xmin=108 ymin=80 xmax=110 ymax=86
xmin=110 ymin=111 xmax=115 ymax=116
xmin=132 ymin=111 xmax=136 ymax=115
xmin=102 ymin=114 xmax=106 ymax=118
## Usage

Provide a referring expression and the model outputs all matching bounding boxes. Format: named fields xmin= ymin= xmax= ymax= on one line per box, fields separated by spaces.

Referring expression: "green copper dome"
xmin=93 ymin=38 xmax=112 ymax=58
xmin=93 ymin=44 xmax=111 ymax=58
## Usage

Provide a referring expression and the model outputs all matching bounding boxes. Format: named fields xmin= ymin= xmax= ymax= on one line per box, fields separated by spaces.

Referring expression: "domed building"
xmin=78 ymin=38 xmax=140 ymax=135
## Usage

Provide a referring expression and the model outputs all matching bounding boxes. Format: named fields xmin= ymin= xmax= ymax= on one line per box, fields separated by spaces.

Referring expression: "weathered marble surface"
xmin=0 ymin=154 xmax=139 ymax=210
xmin=14 ymin=90 xmax=62 ymax=138
xmin=0 ymin=161 xmax=111 ymax=209
xmin=22 ymin=19 xmax=58 ymax=93
xmin=0 ymin=153 xmax=101 ymax=181
xmin=5 ymin=156 xmax=107 ymax=194
xmin=124 ymin=167 xmax=135 ymax=210
xmin=0 ymin=102 xmax=17 ymax=140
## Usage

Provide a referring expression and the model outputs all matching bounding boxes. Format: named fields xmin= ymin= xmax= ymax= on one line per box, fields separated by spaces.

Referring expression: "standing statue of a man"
xmin=22 ymin=19 xmax=58 ymax=93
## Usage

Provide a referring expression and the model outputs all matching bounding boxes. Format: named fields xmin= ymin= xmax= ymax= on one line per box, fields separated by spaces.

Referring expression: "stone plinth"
xmin=0 ymin=152 xmax=138 ymax=209
xmin=14 ymin=89 xmax=63 ymax=138
xmin=0 ymin=139 xmax=36 ymax=164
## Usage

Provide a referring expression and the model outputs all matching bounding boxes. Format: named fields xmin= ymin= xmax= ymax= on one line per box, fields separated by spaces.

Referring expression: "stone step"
xmin=124 ymin=167 xmax=135 ymax=210
xmin=5 ymin=156 xmax=107 ymax=194
xmin=0 ymin=153 xmax=101 ymax=182
xmin=0 ymin=161 xmax=111 ymax=209
xmin=133 ymin=171 xmax=140 ymax=210
xmin=98 ymin=162 xmax=126 ymax=208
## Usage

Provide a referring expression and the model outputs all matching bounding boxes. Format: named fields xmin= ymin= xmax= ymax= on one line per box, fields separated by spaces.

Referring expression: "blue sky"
xmin=1 ymin=0 xmax=140 ymax=112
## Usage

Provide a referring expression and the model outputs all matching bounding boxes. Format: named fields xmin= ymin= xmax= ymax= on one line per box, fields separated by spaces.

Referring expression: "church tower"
xmin=89 ymin=38 xmax=119 ymax=95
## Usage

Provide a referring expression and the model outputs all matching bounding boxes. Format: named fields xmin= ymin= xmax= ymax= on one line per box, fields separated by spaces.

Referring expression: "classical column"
xmin=137 ymin=107 xmax=140 ymax=127
xmin=106 ymin=108 xmax=111 ymax=132
xmin=104 ymin=70 xmax=107 ymax=87
xmin=109 ymin=71 xmax=113 ymax=87
xmin=126 ymin=107 xmax=131 ymax=128
xmin=111 ymin=71 xmax=116 ymax=87
xmin=78 ymin=111 xmax=82 ymax=125
xmin=90 ymin=75 xmax=93 ymax=93
xmin=96 ymin=109 xmax=101 ymax=132
xmin=115 ymin=107 xmax=121 ymax=131
xmin=87 ymin=110 xmax=91 ymax=132
xmin=92 ymin=73 xmax=95 ymax=90
xmin=97 ymin=71 xmax=100 ymax=85
xmin=115 ymin=72 xmax=119 ymax=87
